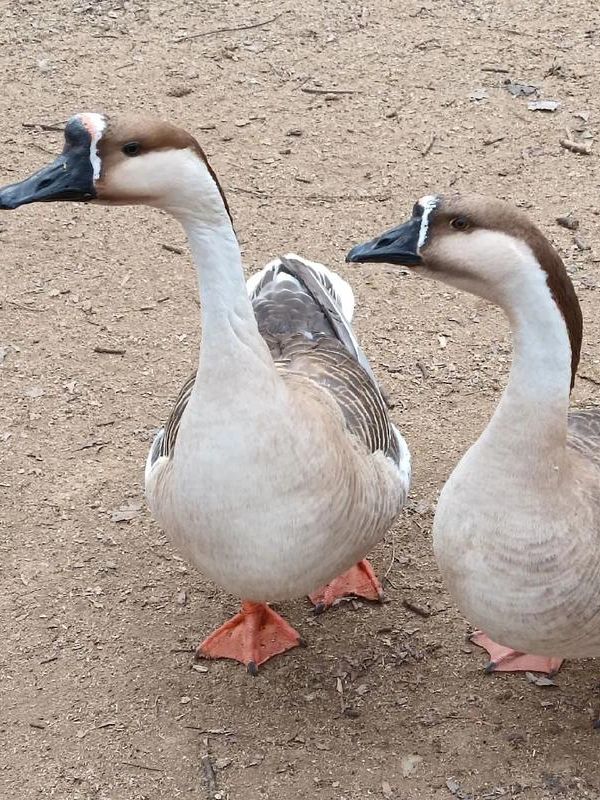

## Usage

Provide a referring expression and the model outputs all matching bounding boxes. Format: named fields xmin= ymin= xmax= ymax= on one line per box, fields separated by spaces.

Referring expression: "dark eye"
xmin=122 ymin=141 xmax=141 ymax=157
xmin=450 ymin=217 xmax=470 ymax=231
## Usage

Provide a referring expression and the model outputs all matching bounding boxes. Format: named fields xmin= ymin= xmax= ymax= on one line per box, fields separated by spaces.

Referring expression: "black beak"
xmin=0 ymin=117 xmax=97 ymax=210
xmin=346 ymin=216 xmax=423 ymax=266
xmin=0 ymin=152 xmax=96 ymax=209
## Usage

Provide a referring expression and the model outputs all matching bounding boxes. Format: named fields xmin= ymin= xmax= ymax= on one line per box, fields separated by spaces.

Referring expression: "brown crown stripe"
xmin=96 ymin=114 xmax=233 ymax=223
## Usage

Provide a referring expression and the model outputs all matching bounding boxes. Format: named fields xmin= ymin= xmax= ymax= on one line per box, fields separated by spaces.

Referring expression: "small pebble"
xmin=556 ymin=215 xmax=579 ymax=231
xmin=574 ymin=235 xmax=591 ymax=251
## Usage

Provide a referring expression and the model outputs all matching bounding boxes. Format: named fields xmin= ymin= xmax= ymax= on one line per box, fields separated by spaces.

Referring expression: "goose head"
xmin=347 ymin=192 xmax=583 ymax=387
xmin=0 ymin=112 xmax=230 ymax=223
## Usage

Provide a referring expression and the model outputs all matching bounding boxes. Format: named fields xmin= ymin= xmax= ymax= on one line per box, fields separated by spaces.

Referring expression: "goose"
xmin=347 ymin=192 xmax=600 ymax=680
xmin=0 ymin=113 xmax=410 ymax=673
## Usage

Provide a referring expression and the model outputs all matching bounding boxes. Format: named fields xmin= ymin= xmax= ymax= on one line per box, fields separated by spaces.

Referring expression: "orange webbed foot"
xmin=309 ymin=559 xmax=385 ymax=614
xmin=196 ymin=602 xmax=302 ymax=674
xmin=470 ymin=631 xmax=564 ymax=676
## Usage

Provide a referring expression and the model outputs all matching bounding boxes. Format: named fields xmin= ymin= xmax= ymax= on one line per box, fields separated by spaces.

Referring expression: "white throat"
xmin=116 ymin=147 xmax=273 ymax=379
xmin=467 ymin=234 xmax=572 ymax=456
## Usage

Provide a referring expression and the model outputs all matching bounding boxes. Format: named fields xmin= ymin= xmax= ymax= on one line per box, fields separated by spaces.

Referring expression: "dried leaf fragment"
xmin=528 ymin=99 xmax=560 ymax=112
xmin=401 ymin=754 xmax=423 ymax=777
xmin=110 ymin=504 xmax=142 ymax=523
xmin=469 ymin=88 xmax=488 ymax=102
xmin=526 ymin=671 xmax=556 ymax=687
xmin=504 ymin=82 xmax=538 ymax=97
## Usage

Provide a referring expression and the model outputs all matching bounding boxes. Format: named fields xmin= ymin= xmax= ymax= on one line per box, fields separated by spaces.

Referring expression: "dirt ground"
xmin=2 ymin=1 xmax=600 ymax=798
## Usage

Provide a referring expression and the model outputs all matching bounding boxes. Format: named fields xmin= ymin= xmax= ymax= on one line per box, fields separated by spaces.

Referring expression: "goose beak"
xmin=346 ymin=216 xmax=423 ymax=266
xmin=0 ymin=150 xmax=96 ymax=210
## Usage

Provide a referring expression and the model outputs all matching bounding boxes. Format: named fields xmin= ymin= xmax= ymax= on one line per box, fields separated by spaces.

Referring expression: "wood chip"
xmin=175 ymin=589 xmax=188 ymax=605
xmin=93 ymin=345 xmax=126 ymax=355
xmin=403 ymin=599 xmax=431 ymax=617
xmin=559 ymin=137 xmax=592 ymax=155
xmin=167 ymin=85 xmax=193 ymax=97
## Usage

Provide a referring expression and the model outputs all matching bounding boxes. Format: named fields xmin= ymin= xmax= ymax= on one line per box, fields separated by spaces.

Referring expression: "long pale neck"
xmin=481 ymin=268 xmax=571 ymax=464
xmin=177 ymin=213 xmax=273 ymax=382
xmin=150 ymin=149 xmax=274 ymax=384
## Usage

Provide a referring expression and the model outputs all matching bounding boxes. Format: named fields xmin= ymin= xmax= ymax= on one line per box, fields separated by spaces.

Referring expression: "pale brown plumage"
xmin=347 ymin=191 xmax=600 ymax=673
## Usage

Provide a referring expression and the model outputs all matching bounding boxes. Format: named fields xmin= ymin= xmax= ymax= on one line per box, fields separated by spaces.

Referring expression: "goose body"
xmin=348 ymin=193 xmax=600 ymax=674
xmin=0 ymin=113 xmax=410 ymax=670
xmin=145 ymin=253 xmax=408 ymax=602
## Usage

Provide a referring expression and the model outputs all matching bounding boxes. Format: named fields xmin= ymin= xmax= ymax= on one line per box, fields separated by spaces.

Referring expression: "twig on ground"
xmin=301 ymin=87 xmax=359 ymax=95
xmin=421 ymin=134 xmax=436 ymax=157
xmin=384 ymin=535 xmax=397 ymax=584
xmin=93 ymin=345 xmax=126 ymax=355
xmin=21 ymin=122 xmax=64 ymax=132
xmin=173 ymin=11 xmax=286 ymax=43
xmin=121 ymin=761 xmax=163 ymax=772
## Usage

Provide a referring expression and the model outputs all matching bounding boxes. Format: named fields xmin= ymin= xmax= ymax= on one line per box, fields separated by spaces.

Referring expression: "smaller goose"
xmin=347 ymin=193 xmax=600 ymax=679
xmin=0 ymin=113 xmax=411 ymax=673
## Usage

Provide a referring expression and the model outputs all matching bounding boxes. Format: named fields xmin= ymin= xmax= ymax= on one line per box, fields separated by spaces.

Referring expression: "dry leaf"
xmin=469 ymin=88 xmax=488 ymax=102
xmin=244 ymin=754 xmax=264 ymax=768
xmin=528 ymin=99 xmax=560 ymax=112
xmin=526 ymin=671 xmax=556 ymax=687
xmin=446 ymin=778 xmax=472 ymax=799
xmin=401 ymin=754 xmax=423 ymax=777
xmin=24 ymin=386 xmax=44 ymax=398
xmin=110 ymin=505 xmax=142 ymax=523
xmin=504 ymin=82 xmax=537 ymax=97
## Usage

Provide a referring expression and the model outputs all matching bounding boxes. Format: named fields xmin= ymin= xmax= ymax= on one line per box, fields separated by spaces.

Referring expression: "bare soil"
xmin=2 ymin=1 xmax=600 ymax=798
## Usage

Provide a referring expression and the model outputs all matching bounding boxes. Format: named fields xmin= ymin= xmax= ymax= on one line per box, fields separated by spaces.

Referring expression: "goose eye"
xmin=450 ymin=217 xmax=470 ymax=231
xmin=122 ymin=141 xmax=141 ymax=157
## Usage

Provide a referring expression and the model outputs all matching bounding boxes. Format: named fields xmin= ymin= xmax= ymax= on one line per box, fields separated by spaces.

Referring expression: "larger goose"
xmin=347 ymin=193 xmax=600 ymax=679
xmin=0 ymin=113 xmax=410 ymax=672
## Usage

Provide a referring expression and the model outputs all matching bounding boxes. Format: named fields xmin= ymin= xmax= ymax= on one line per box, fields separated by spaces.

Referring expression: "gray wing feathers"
xmin=155 ymin=373 xmax=195 ymax=461
xmin=568 ymin=408 xmax=600 ymax=466
xmin=254 ymin=256 xmax=399 ymax=464
xmin=155 ymin=255 xmax=399 ymax=466
xmin=253 ymin=257 xmax=379 ymax=391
